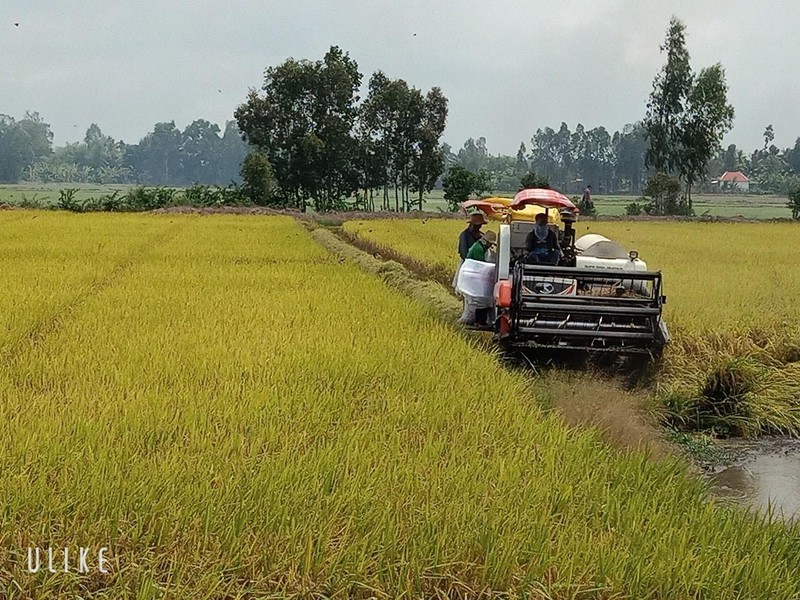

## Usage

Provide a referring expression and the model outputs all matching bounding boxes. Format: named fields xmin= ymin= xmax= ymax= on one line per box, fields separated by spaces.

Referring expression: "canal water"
xmin=709 ymin=439 xmax=800 ymax=521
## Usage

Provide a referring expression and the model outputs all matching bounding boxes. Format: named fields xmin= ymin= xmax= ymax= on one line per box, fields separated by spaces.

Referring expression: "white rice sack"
xmin=456 ymin=259 xmax=496 ymax=298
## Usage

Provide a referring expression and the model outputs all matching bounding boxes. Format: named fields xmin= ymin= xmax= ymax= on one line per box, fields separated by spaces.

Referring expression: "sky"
xmin=2 ymin=0 xmax=799 ymax=155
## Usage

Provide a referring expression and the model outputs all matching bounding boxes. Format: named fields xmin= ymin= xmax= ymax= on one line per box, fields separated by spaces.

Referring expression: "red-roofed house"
xmin=716 ymin=171 xmax=751 ymax=192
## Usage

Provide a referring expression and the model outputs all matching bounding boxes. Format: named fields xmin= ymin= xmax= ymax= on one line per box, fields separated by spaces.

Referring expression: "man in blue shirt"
xmin=525 ymin=212 xmax=561 ymax=264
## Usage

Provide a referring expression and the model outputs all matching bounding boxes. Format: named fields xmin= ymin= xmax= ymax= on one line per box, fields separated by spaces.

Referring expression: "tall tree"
xmin=763 ymin=124 xmax=775 ymax=150
xmin=313 ymin=47 xmax=362 ymax=210
xmin=360 ymin=72 xmax=410 ymax=210
xmin=644 ymin=17 xmax=693 ymax=176
xmin=0 ymin=112 xmax=53 ymax=182
xmin=515 ymin=142 xmax=528 ymax=176
xmin=644 ymin=17 xmax=734 ymax=209
xmin=529 ymin=127 xmax=558 ymax=183
xmin=441 ymin=142 xmax=457 ymax=169
xmin=722 ymin=143 xmax=740 ymax=172
xmin=235 ymin=46 xmax=362 ymax=211
xmin=136 ymin=121 xmax=184 ymax=185
xmin=181 ymin=119 xmax=222 ymax=184
xmin=82 ymin=124 xmax=119 ymax=170
xmin=409 ymin=87 xmax=448 ymax=210
xmin=786 ymin=138 xmax=800 ymax=175
xmin=360 ymin=72 xmax=447 ymax=211
xmin=679 ymin=64 xmax=734 ymax=201
xmin=457 ymin=137 xmax=489 ymax=172
xmin=218 ymin=120 xmax=249 ymax=184
xmin=442 ymin=165 xmax=490 ymax=210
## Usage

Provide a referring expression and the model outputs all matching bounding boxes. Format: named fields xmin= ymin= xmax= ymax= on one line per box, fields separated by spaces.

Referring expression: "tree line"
xmin=444 ymin=17 xmax=799 ymax=214
xmin=444 ymin=121 xmax=800 ymax=197
xmin=234 ymin=46 xmax=448 ymax=212
xmin=0 ymin=113 xmax=248 ymax=186
xmin=5 ymin=19 xmax=800 ymax=215
xmin=442 ymin=124 xmax=649 ymax=196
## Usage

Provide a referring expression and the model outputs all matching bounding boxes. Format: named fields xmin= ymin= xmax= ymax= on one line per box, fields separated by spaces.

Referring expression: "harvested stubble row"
xmin=0 ymin=211 xmax=798 ymax=598
xmin=344 ymin=218 xmax=800 ymax=437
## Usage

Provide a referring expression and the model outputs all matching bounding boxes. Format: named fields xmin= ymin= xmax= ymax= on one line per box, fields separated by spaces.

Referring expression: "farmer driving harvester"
xmin=454 ymin=189 xmax=670 ymax=357
xmin=525 ymin=212 xmax=561 ymax=264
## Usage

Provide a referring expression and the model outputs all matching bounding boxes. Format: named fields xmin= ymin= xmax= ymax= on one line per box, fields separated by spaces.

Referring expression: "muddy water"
xmin=709 ymin=439 xmax=800 ymax=520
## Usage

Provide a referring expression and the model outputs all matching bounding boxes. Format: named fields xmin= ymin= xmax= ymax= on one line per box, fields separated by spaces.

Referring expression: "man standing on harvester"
xmin=453 ymin=210 xmax=487 ymax=293
xmin=453 ymin=211 xmax=495 ymax=326
xmin=457 ymin=211 xmax=487 ymax=261
xmin=525 ymin=212 xmax=561 ymax=264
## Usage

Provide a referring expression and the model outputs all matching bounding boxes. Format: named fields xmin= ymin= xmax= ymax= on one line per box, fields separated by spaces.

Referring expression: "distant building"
xmin=715 ymin=171 xmax=751 ymax=192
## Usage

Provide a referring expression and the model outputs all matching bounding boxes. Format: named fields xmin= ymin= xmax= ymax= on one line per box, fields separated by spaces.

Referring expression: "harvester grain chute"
xmin=461 ymin=189 xmax=669 ymax=357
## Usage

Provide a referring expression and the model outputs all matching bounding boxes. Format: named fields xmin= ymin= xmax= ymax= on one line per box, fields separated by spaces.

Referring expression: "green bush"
xmin=216 ymin=185 xmax=251 ymax=207
xmin=442 ymin=165 xmax=491 ymax=211
xmin=519 ymin=171 xmax=550 ymax=190
xmin=52 ymin=185 xmax=252 ymax=213
xmin=57 ymin=188 xmax=82 ymax=212
xmin=81 ymin=191 xmax=124 ymax=212
xmin=124 ymin=187 xmax=178 ymax=211
xmin=16 ymin=193 xmax=47 ymax=209
xmin=643 ymin=173 xmax=692 ymax=216
xmin=183 ymin=184 xmax=251 ymax=208
xmin=787 ymin=185 xmax=800 ymax=220
xmin=240 ymin=153 xmax=276 ymax=206
xmin=625 ymin=202 xmax=644 ymax=216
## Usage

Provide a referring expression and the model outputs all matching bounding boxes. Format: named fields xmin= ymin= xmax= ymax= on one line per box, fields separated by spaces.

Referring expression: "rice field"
xmin=2 ymin=211 xmax=800 ymax=597
xmin=343 ymin=219 xmax=800 ymax=437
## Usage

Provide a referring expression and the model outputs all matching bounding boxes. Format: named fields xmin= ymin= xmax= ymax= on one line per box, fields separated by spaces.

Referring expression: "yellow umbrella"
xmin=463 ymin=197 xmax=563 ymax=224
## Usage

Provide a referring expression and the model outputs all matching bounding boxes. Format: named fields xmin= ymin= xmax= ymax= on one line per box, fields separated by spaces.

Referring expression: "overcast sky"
xmin=3 ymin=0 xmax=798 ymax=154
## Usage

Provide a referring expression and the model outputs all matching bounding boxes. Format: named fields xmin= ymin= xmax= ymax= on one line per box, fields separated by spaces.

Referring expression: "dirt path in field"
xmin=309 ymin=225 xmax=669 ymax=458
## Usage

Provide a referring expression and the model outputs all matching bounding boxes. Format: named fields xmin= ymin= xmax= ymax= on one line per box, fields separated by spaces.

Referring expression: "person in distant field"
xmin=466 ymin=230 xmax=496 ymax=261
xmin=525 ymin=212 xmax=561 ymax=264
xmin=581 ymin=185 xmax=594 ymax=214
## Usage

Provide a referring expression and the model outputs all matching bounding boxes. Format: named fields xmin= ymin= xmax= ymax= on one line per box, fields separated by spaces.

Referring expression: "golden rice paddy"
xmin=1 ymin=211 xmax=799 ymax=598
xmin=343 ymin=218 xmax=800 ymax=437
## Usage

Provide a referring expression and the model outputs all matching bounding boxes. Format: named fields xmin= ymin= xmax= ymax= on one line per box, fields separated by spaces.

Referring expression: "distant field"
xmin=591 ymin=194 xmax=792 ymax=219
xmin=370 ymin=189 xmax=791 ymax=219
xmin=0 ymin=183 xmax=136 ymax=206
xmin=1 ymin=183 xmax=791 ymax=219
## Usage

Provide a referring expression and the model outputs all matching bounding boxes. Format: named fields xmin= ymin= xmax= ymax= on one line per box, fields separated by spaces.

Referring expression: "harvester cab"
xmin=461 ymin=189 xmax=669 ymax=357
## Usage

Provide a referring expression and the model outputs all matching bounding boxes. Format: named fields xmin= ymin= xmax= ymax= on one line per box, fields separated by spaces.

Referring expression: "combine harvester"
xmin=460 ymin=189 xmax=669 ymax=360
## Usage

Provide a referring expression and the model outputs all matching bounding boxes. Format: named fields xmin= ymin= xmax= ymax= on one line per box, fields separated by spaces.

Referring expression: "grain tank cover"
xmin=575 ymin=234 xmax=629 ymax=259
